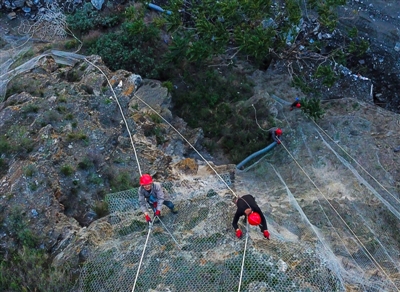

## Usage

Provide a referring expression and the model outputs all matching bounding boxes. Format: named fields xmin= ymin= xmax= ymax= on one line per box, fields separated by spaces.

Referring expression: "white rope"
xmin=133 ymin=93 xmax=239 ymax=198
xmin=156 ymin=215 xmax=182 ymax=249
xmin=131 ymin=226 xmax=152 ymax=292
xmin=237 ymin=222 xmax=250 ymax=292
xmin=84 ymin=58 xmax=143 ymax=175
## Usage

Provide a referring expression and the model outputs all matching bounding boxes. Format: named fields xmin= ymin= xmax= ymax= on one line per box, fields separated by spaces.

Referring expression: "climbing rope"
xmin=131 ymin=225 xmax=153 ymax=292
xmin=238 ymin=221 xmax=250 ymax=292
xmin=155 ymin=215 xmax=182 ymax=250
xmin=84 ymin=58 xmax=143 ymax=176
xmin=133 ymin=92 xmax=239 ymax=198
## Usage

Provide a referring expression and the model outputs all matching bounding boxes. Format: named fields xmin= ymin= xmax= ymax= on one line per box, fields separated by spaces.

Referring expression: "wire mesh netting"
xmin=77 ymin=99 xmax=400 ymax=292
xmin=2 ymin=23 xmax=400 ymax=290
xmin=78 ymin=173 xmax=348 ymax=292
xmin=80 ymin=181 xmax=344 ymax=291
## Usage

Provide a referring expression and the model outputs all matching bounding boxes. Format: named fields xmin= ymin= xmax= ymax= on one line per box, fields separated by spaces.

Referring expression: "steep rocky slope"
xmin=1 ymin=1 xmax=400 ymax=289
xmin=1 ymin=49 xmax=400 ymax=290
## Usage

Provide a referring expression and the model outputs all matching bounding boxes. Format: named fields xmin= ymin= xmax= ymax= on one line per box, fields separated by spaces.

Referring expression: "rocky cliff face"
xmin=0 ymin=53 xmax=215 ymax=256
xmin=1 ymin=48 xmax=400 ymax=291
xmin=1 ymin=1 xmax=400 ymax=289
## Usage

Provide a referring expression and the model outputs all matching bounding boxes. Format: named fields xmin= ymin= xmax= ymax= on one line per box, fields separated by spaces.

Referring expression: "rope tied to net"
xmin=131 ymin=225 xmax=152 ymax=292
xmin=84 ymin=58 xmax=142 ymax=176
xmin=85 ymin=59 xmax=188 ymax=291
xmin=133 ymin=92 xmax=239 ymax=199
xmin=238 ymin=221 xmax=250 ymax=292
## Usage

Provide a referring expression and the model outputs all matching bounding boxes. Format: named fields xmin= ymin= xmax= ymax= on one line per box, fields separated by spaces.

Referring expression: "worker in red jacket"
xmin=290 ymin=97 xmax=301 ymax=111
xmin=138 ymin=174 xmax=178 ymax=223
xmin=269 ymin=127 xmax=282 ymax=144
xmin=232 ymin=194 xmax=270 ymax=240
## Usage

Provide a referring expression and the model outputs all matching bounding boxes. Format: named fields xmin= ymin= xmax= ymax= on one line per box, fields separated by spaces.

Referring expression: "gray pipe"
xmin=236 ymin=142 xmax=277 ymax=170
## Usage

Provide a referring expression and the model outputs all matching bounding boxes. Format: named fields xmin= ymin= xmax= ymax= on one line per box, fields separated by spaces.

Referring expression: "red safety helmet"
xmin=248 ymin=212 xmax=261 ymax=226
xmin=140 ymin=174 xmax=153 ymax=185
xmin=275 ymin=128 xmax=282 ymax=136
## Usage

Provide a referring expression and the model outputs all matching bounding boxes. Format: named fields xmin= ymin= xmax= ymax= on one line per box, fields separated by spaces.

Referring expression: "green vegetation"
xmin=0 ymin=135 xmax=11 ymax=155
xmin=66 ymin=2 xmax=122 ymax=34
xmin=23 ymin=164 xmax=37 ymax=177
xmin=7 ymin=125 xmax=35 ymax=155
xmin=67 ymin=131 xmax=88 ymax=142
xmin=5 ymin=77 xmax=44 ymax=99
xmin=63 ymin=0 xmax=368 ymax=161
xmin=301 ymin=97 xmax=325 ymax=121
xmin=39 ymin=110 xmax=62 ymax=127
xmin=0 ymin=207 xmax=73 ymax=291
xmin=292 ymin=76 xmax=314 ymax=94
xmin=88 ymin=173 xmax=103 ymax=185
xmin=21 ymin=103 xmax=39 ymax=114
xmin=143 ymin=125 xmax=166 ymax=145
xmin=78 ymin=157 xmax=94 ymax=170
xmin=93 ymin=201 xmax=109 ymax=218
xmin=107 ymin=170 xmax=134 ymax=192
xmin=161 ymin=81 xmax=173 ymax=94
xmin=60 ymin=164 xmax=74 ymax=176
xmin=315 ymin=65 xmax=338 ymax=87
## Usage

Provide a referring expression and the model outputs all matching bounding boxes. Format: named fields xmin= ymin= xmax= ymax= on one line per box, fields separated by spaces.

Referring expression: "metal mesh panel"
xmin=78 ymin=173 xmax=347 ymax=292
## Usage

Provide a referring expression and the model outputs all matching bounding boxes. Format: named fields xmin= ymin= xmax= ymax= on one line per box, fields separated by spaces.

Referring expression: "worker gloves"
xmin=263 ymin=230 xmax=270 ymax=240
xmin=236 ymin=229 xmax=270 ymax=240
xmin=155 ymin=210 xmax=161 ymax=216
xmin=145 ymin=214 xmax=152 ymax=223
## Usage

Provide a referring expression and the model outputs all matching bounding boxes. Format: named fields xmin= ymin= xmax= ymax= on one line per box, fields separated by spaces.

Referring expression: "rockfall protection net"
xmin=77 ymin=98 xmax=400 ymax=292
xmin=1 ymin=5 xmax=77 ymax=101
xmin=1 ymin=33 xmax=399 ymax=289
xmin=0 ymin=46 xmax=84 ymax=101
xmin=78 ymin=173 xmax=346 ymax=292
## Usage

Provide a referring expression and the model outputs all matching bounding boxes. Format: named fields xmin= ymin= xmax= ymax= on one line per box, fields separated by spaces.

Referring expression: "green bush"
xmin=21 ymin=103 xmax=39 ymax=114
xmin=88 ymin=173 xmax=103 ymax=185
xmin=315 ymin=65 xmax=337 ymax=87
xmin=39 ymin=110 xmax=62 ymax=127
xmin=162 ymin=81 xmax=173 ymax=94
xmin=0 ymin=136 xmax=11 ymax=155
xmin=78 ymin=157 xmax=94 ymax=170
xmin=7 ymin=125 xmax=35 ymax=154
xmin=301 ymin=97 xmax=325 ymax=121
xmin=66 ymin=2 xmax=121 ymax=34
xmin=67 ymin=131 xmax=88 ymax=142
xmin=0 ymin=246 xmax=74 ymax=291
xmin=24 ymin=164 xmax=36 ymax=177
xmin=93 ymin=201 xmax=109 ymax=218
xmin=171 ymin=67 xmax=274 ymax=162
xmin=60 ymin=164 xmax=74 ymax=176
xmin=108 ymin=171 xmax=133 ymax=192
xmin=0 ymin=207 xmax=73 ymax=292
xmin=87 ymin=21 xmax=164 ymax=78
